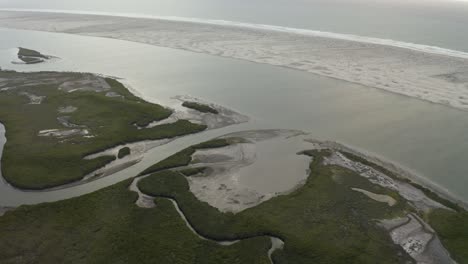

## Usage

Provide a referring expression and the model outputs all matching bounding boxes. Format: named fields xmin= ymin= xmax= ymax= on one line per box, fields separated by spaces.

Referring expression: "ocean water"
xmin=1 ymin=0 xmax=468 ymax=52
xmin=1 ymin=29 xmax=468 ymax=206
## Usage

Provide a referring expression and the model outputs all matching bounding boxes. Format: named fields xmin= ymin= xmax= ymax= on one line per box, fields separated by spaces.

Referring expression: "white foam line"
xmin=2 ymin=8 xmax=468 ymax=60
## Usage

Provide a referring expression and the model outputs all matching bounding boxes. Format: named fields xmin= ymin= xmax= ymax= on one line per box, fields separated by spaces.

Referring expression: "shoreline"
xmin=305 ymin=138 xmax=468 ymax=211
xmin=0 ymin=123 xmax=466 ymax=210
xmin=1 ymin=10 xmax=468 ymax=111
xmin=1 ymin=8 xmax=468 ymax=60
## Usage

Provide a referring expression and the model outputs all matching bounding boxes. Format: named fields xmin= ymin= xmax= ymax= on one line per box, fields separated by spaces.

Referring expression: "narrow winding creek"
xmin=129 ymin=175 xmax=285 ymax=264
xmin=0 ymin=122 xmax=252 ymax=206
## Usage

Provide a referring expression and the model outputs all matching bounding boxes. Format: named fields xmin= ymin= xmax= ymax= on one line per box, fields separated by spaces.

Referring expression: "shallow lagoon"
xmin=1 ymin=28 xmax=468 ymax=205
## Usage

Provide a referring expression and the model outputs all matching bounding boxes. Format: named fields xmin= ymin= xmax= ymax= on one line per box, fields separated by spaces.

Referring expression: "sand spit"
xmin=139 ymin=95 xmax=249 ymax=130
xmin=1 ymin=10 xmax=468 ymax=110
xmin=381 ymin=214 xmax=455 ymax=264
xmin=306 ymin=139 xmax=467 ymax=211
xmin=323 ymin=151 xmax=448 ymax=212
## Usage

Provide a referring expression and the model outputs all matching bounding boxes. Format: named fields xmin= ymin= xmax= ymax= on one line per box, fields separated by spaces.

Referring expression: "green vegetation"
xmin=139 ymin=148 xmax=196 ymax=176
xmin=138 ymin=149 xmax=414 ymax=263
xmin=193 ymin=138 xmax=231 ymax=149
xmin=182 ymin=101 xmax=219 ymax=114
xmin=17 ymin=47 xmax=48 ymax=64
xmin=341 ymin=151 xmax=464 ymax=211
xmin=312 ymin=150 xmax=468 ymax=263
xmin=18 ymin=47 xmax=48 ymax=59
xmin=179 ymin=167 xmax=207 ymax=176
xmin=0 ymin=180 xmax=271 ymax=264
xmin=117 ymin=147 xmax=131 ymax=159
xmin=428 ymin=209 xmax=468 ymax=263
xmin=1 ymin=138 xmax=467 ymax=263
xmin=0 ymin=70 xmax=206 ymax=189
xmin=139 ymin=138 xmax=231 ymax=175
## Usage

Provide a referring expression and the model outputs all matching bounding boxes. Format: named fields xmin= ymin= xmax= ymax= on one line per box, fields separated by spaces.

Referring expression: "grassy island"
xmin=17 ymin=47 xmax=50 ymax=64
xmin=117 ymin=147 xmax=131 ymax=159
xmin=0 ymin=70 xmax=206 ymax=189
xmin=182 ymin=101 xmax=219 ymax=114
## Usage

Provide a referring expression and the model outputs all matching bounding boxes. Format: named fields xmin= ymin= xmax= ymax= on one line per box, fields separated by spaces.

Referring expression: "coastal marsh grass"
xmin=428 ymin=209 xmax=468 ymax=263
xmin=1 ymin=139 xmax=467 ymax=263
xmin=17 ymin=47 xmax=49 ymax=64
xmin=117 ymin=147 xmax=131 ymax=159
xmin=313 ymin=150 xmax=468 ymax=263
xmin=139 ymin=138 xmax=231 ymax=176
xmin=18 ymin=47 xmax=48 ymax=59
xmin=0 ymin=71 xmax=206 ymax=189
xmin=179 ymin=167 xmax=207 ymax=176
xmin=182 ymin=101 xmax=219 ymax=114
xmin=341 ymin=151 xmax=464 ymax=212
xmin=138 ymin=148 xmax=413 ymax=264
xmin=0 ymin=180 xmax=271 ymax=264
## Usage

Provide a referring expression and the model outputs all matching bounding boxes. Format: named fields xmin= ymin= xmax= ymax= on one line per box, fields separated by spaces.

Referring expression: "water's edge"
xmin=1 ymin=8 xmax=468 ymax=60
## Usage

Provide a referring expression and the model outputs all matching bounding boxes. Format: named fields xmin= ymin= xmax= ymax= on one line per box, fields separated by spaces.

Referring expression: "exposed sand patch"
xmin=58 ymin=105 xmax=77 ymax=113
xmin=185 ymin=130 xmax=311 ymax=213
xmin=56 ymin=116 xmax=80 ymax=128
xmin=20 ymin=92 xmax=45 ymax=104
xmin=128 ymin=177 xmax=155 ymax=208
xmin=87 ymin=96 xmax=247 ymax=181
xmin=1 ymin=10 xmax=468 ymax=110
xmin=58 ymin=73 xmax=110 ymax=93
xmin=381 ymin=214 xmax=454 ymax=264
xmin=105 ymin=91 xmax=123 ymax=98
xmin=38 ymin=128 xmax=90 ymax=138
xmin=83 ymin=139 xmax=171 ymax=181
xmin=323 ymin=151 xmax=448 ymax=212
xmin=306 ymin=139 xmax=467 ymax=210
xmin=351 ymin=188 xmax=397 ymax=206
xmin=180 ymin=130 xmax=460 ymax=214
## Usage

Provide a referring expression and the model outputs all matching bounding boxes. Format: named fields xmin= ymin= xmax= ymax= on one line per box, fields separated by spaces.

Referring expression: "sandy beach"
xmin=1 ymin=10 xmax=468 ymax=111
